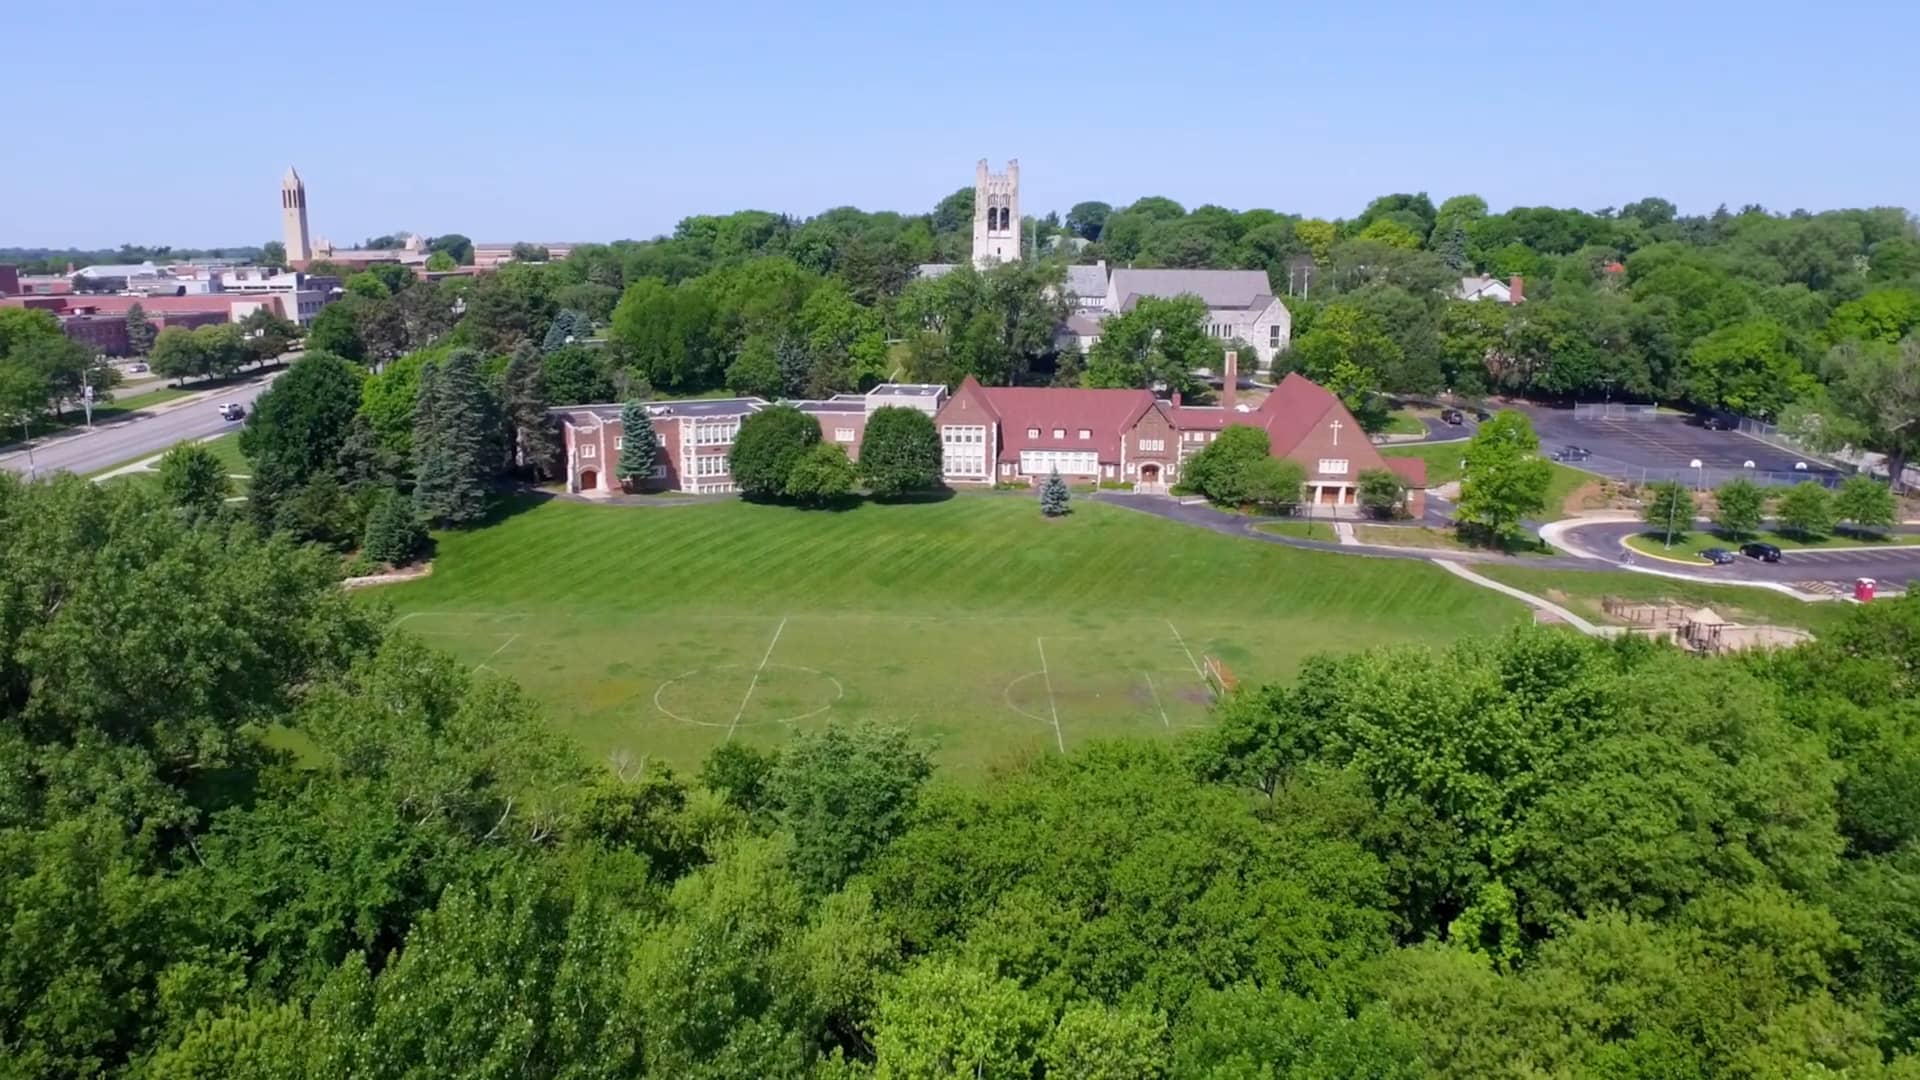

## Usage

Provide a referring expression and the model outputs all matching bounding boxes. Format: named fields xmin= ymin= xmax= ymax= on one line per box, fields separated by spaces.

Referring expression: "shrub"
xmin=730 ymin=405 xmax=821 ymax=498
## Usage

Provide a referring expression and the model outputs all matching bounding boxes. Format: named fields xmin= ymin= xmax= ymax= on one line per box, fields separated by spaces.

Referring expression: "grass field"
xmin=1474 ymin=564 xmax=1849 ymax=634
xmin=1381 ymin=410 xmax=1427 ymax=436
xmin=372 ymin=494 xmax=1530 ymax=773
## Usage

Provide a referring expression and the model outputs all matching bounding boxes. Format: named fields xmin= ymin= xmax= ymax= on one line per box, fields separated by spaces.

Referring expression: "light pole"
xmin=1690 ymin=457 xmax=1704 ymax=492
xmin=1665 ymin=482 xmax=1679 ymax=549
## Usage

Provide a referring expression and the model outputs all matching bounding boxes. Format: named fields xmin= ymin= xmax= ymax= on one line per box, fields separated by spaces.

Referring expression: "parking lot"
xmin=1522 ymin=405 xmax=1844 ymax=488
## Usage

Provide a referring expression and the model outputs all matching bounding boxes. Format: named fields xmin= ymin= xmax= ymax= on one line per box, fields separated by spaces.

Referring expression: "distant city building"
xmin=472 ymin=242 xmax=577 ymax=268
xmin=0 ymin=291 xmax=317 ymax=355
xmin=279 ymin=167 xmax=431 ymax=271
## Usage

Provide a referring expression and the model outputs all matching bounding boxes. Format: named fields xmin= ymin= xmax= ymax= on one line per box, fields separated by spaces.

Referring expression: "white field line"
xmin=725 ymin=616 xmax=788 ymax=740
xmin=1036 ymin=637 xmax=1065 ymax=753
xmin=1142 ymin=670 xmax=1169 ymax=728
xmin=473 ymin=633 xmax=519 ymax=673
xmin=1166 ymin=619 xmax=1205 ymax=679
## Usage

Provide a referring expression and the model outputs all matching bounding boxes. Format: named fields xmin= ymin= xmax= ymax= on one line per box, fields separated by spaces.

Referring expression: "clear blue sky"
xmin=7 ymin=0 xmax=1915 ymax=249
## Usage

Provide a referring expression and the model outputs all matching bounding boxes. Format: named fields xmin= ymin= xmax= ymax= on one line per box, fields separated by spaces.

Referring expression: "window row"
xmin=1318 ymin=458 xmax=1349 ymax=475
xmin=1025 ymin=427 xmax=1094 ymax=441
xmin=693 ymin=453 xmax=730 ymax=477
xmin=1137 ymin=438 xmax=1165 ymax=452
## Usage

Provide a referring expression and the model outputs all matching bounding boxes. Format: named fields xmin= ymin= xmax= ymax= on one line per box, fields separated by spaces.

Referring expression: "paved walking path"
xmin=1433 ymin=560 xmax=1605 ymax=636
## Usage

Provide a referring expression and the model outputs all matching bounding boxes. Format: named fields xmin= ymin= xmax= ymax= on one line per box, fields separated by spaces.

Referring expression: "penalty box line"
xmin=1035 ymin=637 xmax=1066 ymax=753
xmin=725 ymin=616 xmax=789 ymax=742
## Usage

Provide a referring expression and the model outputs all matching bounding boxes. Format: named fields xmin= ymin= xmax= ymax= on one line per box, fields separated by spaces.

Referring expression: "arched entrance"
xmin=578 ymin=468 xmax=598 ymax=493
xmin=1137 ymin=462 xmax=1164 ymax=493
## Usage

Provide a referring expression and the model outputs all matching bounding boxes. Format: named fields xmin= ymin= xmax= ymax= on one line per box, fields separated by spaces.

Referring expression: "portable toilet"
xmin=1855 ymin=578 xmax=1877 ymax=603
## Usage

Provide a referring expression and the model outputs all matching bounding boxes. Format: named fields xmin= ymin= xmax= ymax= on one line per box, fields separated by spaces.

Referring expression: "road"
xmin=1556 ymin=519 xmax=1920 ymax=591
xmin=0 ymin=374 xmax=276 ymax=479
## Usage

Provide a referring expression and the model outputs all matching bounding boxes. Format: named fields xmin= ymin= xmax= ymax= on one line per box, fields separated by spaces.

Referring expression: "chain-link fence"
xmin=1620 ymin=463 xmax=1843 ymax=490
xmin=1572 ymin=402 xmax=1660 ymax=421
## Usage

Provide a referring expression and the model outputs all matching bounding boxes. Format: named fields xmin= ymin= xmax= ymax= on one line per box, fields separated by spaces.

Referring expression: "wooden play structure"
xmin=1601 ymin=597 xmax=1811 ymax=654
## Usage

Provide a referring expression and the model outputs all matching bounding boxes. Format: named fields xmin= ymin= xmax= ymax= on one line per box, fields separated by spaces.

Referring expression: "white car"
xmin=126 ymin=362 xmax=150 ymax=374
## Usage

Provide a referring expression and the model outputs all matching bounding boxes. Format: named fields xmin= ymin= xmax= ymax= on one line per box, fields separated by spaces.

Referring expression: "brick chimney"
xmin=1171 ymin=391 xmax=1181 ymax=408
xmin=1221 ymin=350 xmax=1238 ymax=411
xmin=1508 ymin=275 xmax=1524 ymax=304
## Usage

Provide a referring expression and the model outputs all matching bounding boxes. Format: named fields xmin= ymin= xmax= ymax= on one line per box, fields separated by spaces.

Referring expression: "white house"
xmin=1455 ymin=274 xmax=1525 ymax=304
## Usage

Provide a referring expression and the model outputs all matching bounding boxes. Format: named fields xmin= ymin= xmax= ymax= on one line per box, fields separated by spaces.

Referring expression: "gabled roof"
xmin=1385 ymin=456 xmax=1428 ymax=488
xmin=1065 ymin=263 xmax=1109 ymax=299
xmin=971 ymin=382 xmax=1156 ymax=463
xmin=1109 ymin=268 xmax=1275 ymax=312
xmin=1254 ymin=372 xmax=1342 ymax=454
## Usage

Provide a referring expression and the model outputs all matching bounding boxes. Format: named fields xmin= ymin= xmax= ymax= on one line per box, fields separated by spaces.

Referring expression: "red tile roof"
xmin=974 ymin=381 xmax=1156 ymax=463
xmin=1385 ymin=456 xmax=1428 ymax=488
xmin=1253 ymin=372 xmax=1342 ymax=454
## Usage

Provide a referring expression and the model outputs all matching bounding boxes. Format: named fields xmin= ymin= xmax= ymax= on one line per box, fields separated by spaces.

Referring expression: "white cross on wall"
xmin=1328 ymin=419 xmax=1342 ymax=446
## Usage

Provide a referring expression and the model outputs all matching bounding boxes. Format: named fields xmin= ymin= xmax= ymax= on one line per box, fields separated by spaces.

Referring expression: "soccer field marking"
xmin=655 ymin=661 xmax=844 ymax=729
xmin=472 ymin=633 xmax=520 ymax=674
xmin=1166 ymin=620 xmax=1205 ymax=679
xmin=1142 ymin=670 xmax=1170 ymax=728
xmin=1035 ymin=637 xmax=1065 ymax=753
xmin=725 ymin=616 xmax=789 ymax=741
xmin=1001 ymin=671 xmax=1052 ymax=724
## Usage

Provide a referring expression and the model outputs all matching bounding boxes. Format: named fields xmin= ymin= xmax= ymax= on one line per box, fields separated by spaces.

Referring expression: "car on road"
xmin=1741 ymin=541 xmax=1782 ymax=562
xmin=1441 ymin=408 xmax=1465 ymax=426
xmin=126 ymin=362 xmax=150 ymax=374
xmin=1700 ymin=547 xmax=1737 ymax=565
xmin=1551 ymin=445 xmax=1593 ymax=462
xmin=218 ymin=403 xmax=246 ymax=422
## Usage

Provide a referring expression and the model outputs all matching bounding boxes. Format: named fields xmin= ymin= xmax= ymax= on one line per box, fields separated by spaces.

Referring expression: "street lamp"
xmin=1690 ymin=457 xmax=1704 ymax=491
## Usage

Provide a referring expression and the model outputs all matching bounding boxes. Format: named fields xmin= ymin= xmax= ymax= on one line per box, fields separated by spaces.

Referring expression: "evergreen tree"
xmin=1040 ymin=468 xmax=1072 ymax=517
xmin=124 ymin=303 xmax=156 ymax=356
xmin=361 ymin=489 xmax=427 ymax=566
xmin=615 ymin=400 xmax=658 ymax=485
xmin=412 ymin=350 xmax=494 ymax=525
xmin=1441 ymin=223 xmax=1469 ymax=272
xmin=504 ymin=346 xmax=562 ymax=479
xmin=775 ymin=334 xmax=812 ymax=398
xmin=541 ymin=309 xmax=589 ymax=354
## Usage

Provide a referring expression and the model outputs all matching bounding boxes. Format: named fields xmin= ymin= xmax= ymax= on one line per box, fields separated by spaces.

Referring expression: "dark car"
xmin=1700 ymin=547 xmax=1737 ymax=565
xmin=1741 ymin=542 xmax=1782 ymax=562
xmin=218 ymin=403 xmax=245 ymax=421
xmin=1702 ymin=414 xmax=1735 ymax=431
xmin=1551 ymin=445 xmax=1592 ymax=462
xmin=1441 ymin=408 xmax=1464 ymax=426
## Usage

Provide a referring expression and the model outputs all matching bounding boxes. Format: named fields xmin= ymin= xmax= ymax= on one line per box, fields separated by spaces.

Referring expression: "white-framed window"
xmin=942 ymin=424 xmax=987 ymax=475
xmin=1027 ymin=427 xmax=1040 ymax=438
xmin=1318 ymin=458 xmax=1349 ymax=475
xmin=1269 ymin=325 xmax=1282 ymax=348
xmin=1138 ymin=437 xmax=1164 ymax=452
xmin=1077 ymin=428 xmax=1091 ymax=440
xmin=694 ymin=454 xmax=729 ymax=477
xmin=580 ymin=443 xmax=596 ymax=459
xmin=1052 ymin=428 xmax=1065 ymax=439
xmin=834 ymin=427 xmax=855 ymax=442
xmin=1019 ymin=449 xmax=1098 ymax=475
xmin=693 ymin=420 xmax=739 ymax=446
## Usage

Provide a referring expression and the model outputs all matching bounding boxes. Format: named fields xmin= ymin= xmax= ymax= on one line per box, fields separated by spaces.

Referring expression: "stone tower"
xmin=280 ymin=166 xmax=311 ymax=266
xmin=971 ymin=158 xmax=1020 ymax=267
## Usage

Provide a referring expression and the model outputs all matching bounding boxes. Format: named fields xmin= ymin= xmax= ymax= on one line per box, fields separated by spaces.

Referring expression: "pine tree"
xmin=412 ymin=350 xmax=494 ymax=525
xmin=504 ymin=345 xmax=562 ymax=479
xmin=124 ymin=303 xmax=156 ymax=356
xmin=1040 ymin=468 xmax=1072 ymax=517
xmin=1442 ymin=224 xmax=1468 ymax=272
xmin=542 ymin=309 xmax=589 ymax=354
xmin=615 ymin=400 xmax=658 ymax=485
xmin=362 ymin=488 xmax=427 ymax=566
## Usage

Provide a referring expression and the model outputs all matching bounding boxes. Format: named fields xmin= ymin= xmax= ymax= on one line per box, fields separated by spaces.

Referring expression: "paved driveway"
xmin=1556 ymin=519 xmax=1920 ymax=591
xmin=0 ymin=372 xmax=276 ymax=478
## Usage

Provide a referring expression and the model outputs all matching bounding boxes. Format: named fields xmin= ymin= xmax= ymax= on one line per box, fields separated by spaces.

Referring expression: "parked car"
xmin=1551 ymin=445 xmax=1592 ymax=462
xmin=126 ymin=362 xmax=150 ymax=374
xmin=1441 ymin=408 xmax=1464 ymax=426
xmin=218 ymin=403 xmax=245 ymax=421
xmin=1700 ymin=547 xmax=1737 ymax=565
xmin=1702 ymin=414 xmax=1735 ymax=431
xmin=1741 ymin=542 xmax=1782 ymax=562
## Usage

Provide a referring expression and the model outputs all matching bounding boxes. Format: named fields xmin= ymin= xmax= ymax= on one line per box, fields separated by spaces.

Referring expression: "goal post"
xmin=1202 ymin=655 xmax=1238 ymax=698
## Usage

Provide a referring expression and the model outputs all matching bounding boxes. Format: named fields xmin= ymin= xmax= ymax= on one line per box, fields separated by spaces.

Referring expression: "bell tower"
xmin=280 ymin=166 xmax=311 ymax=266
xmin=971 ymin=158 xmax=1020 ymax=268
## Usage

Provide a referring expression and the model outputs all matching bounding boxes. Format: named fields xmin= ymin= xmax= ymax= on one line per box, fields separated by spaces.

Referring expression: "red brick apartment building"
xmin=556 ymin=359 xmax=1424 ymax=514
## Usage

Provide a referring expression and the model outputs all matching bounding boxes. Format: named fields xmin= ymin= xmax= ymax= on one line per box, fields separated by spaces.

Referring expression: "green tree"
xmin=424 ymin=250 xmax=456 ymax=272
xmin=729 ymin=404 xmax=820 ymax=499
xmin=502 ymin=347 xmax=560 ymax=481
xmin=1835 ymin=473 xmax=1897 ymax=534
xmin=1642 ymin=480 xmax=1696 ymax=546
xmin=725 ymin=334 xmax=783 ymax=398
xmin=1357 ymin=467 xmax=1406 ymax=519
xmin=1083 ymin=294 xmax=1210 ymax=395
xmin=155 ymin=442 xmax=231 ymax=522
xmin=241 ymin=351 xmax=364 ymax=531
xmin=123 ymin=303 xmax=156 ymax=356
xmin=1455 ymin=409 xmax=1552 ymax=545
xmin=260 ymin=239 xmax=287 ymax=269
xmin=858 ymin=406 xmax=942 ymax=498
xmin=1777 ymin=481 xmax=1836 ymax=539
xmin=305 ymin=302 xmax=365 ymax=363
xmin=411 ymin=349 xmax=496 ymax=526
xmin=1182 ymin=424 xmax=1272 ymax=505
xmin=1681 ymin=318 xmax=1815 ymax=418
xmin=1239 ymin=455 xmax=1307 ymax=512
xmin=427 ymin=233 xmax=473 ymax=265
xmin=540 ymin=345 xmax=613 ymax=406
xmin=872 ymin=959 xmax=1050 ymax=1080
xmin=1040 ymin=467 xmax=1072 ymax=516
xmin=1812 ymin=338 xmax=1920 ymax=490
xmin=615 ymin=400 xmax=658 ymax=485
xmin=1066 ymin=201 xmax=1112 ymax=241
xmin=1042 ymin=1004 xmax=1169 ymax=1080
xmin=360 ymin=488 xmax=426 ymax=565
xmin=1713 ymin=476 xmax=1766 ymax=540
xmin=542 ymin=308 xmax=591 ymax=353
xmin=239 ymin=306 xmax=298 ymax=366
xmin=783 ymin=442 xmax=857 ymax=505
xmin=149 ymin=324 xmax=208 ymax=382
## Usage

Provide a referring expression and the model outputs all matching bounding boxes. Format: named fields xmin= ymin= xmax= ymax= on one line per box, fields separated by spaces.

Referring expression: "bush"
xmin=361 ymin=489 xmax=428 ymax=566
xmin=1184 ymin=425 xmax=1272 ymax=505
xmin=730 ymin=405 xmax=821 ymax=499
xmin=1240 ymin=457 xmax=1306 ymax=513
xmin=783 ymin=443 xmax=857 ymax=506
xmin=859 ymin=406 xmax=944 ymax=498
xmin=1356 ymin=467 xmax=1405 ymax=520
